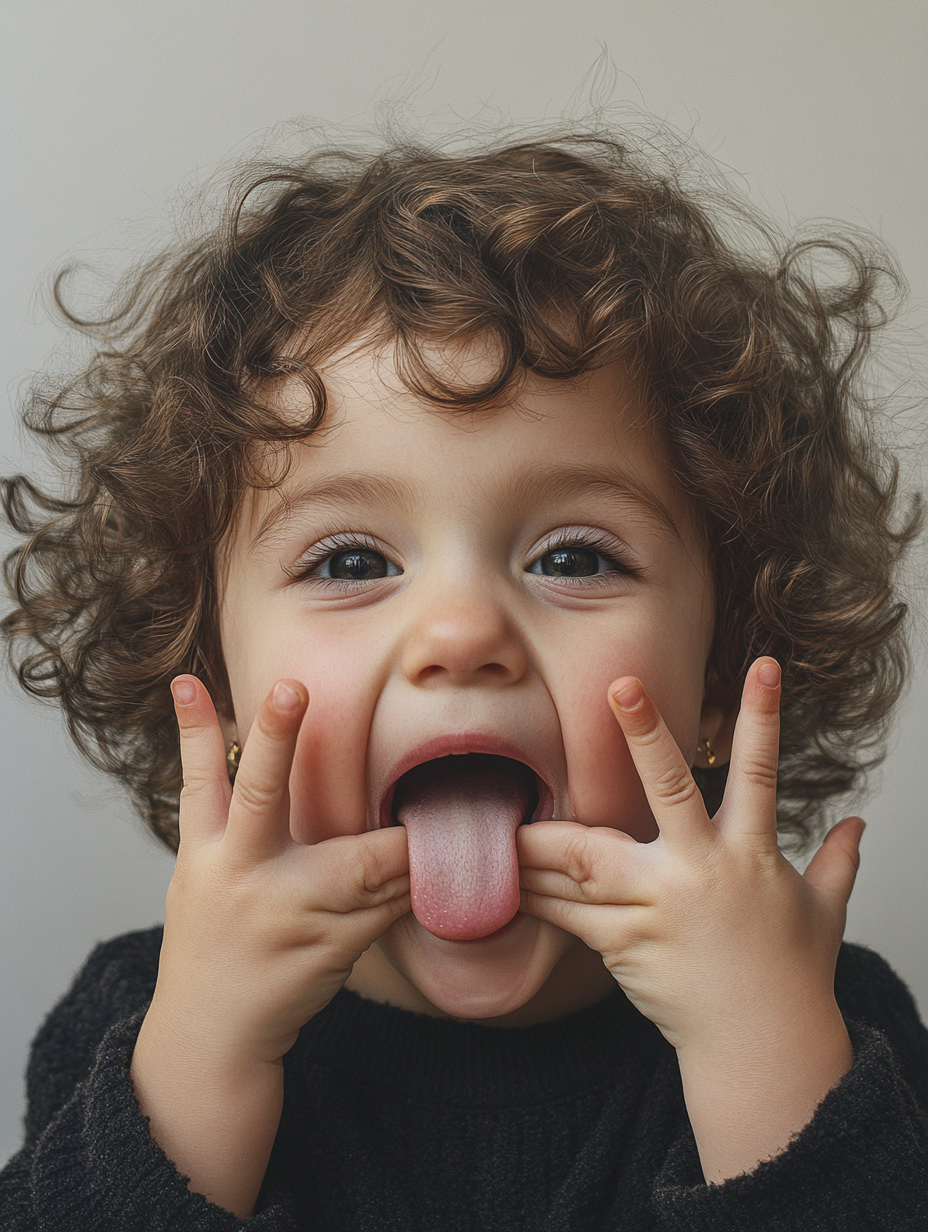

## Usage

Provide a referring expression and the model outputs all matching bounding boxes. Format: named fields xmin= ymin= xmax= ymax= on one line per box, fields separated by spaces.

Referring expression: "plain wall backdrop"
xmin=1 ymin=0 xmax=926 ymax=1165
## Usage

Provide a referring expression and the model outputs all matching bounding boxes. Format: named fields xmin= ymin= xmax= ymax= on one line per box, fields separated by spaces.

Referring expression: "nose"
xmin=401 ymin=576 xmax=528 ymax=687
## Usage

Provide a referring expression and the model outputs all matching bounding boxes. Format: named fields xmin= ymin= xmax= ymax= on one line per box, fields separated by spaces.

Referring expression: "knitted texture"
xmin=1 ymin=930 xmax=926 ymax=1231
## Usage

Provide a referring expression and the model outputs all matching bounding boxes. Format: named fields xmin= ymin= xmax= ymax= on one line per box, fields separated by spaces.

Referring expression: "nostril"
xmin=414 ymin=662 xmax=509 ymax=683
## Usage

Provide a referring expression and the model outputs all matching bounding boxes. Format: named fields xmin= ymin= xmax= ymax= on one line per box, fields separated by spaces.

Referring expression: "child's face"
xmin=219 ymin=342 xmax=717 ymax=1024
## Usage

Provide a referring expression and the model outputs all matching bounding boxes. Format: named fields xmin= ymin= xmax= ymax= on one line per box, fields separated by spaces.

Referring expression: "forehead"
xmin=240 ymin=342 xmax=701 ymax=554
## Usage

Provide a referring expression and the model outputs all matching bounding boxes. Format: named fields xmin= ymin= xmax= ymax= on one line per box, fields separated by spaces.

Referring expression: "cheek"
xmin=555 ymin=656 xmax=653 ymax=837
xmin=548 ymin=612 xmax=709 ymax=838
xmin=289 ymin=627 xmax=389 ymax=843
xmin=227 ymin=614 xmax=387 ymax=844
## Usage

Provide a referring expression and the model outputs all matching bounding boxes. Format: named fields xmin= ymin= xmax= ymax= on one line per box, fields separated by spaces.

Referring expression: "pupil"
xmin=542 ymin=547 xmax=598 ymax=576
xmin=330 ymin=550 xmax=387 ymax=580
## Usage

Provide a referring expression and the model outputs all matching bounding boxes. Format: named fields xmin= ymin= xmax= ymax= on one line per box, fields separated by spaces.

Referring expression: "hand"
xmin=518 ymin=657 xmax=862 ymax=1180
xmin=151 ymin=675 xmax=410 ymax=1064
xmin=131 ymin=676 xmax=409 ymax=1216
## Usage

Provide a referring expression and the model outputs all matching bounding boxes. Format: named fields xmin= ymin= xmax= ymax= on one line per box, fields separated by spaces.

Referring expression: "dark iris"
xmin=328 ymin=549 xmax=389 ymax=580
xmin=539 ymin=547 xmax=600 ymax=576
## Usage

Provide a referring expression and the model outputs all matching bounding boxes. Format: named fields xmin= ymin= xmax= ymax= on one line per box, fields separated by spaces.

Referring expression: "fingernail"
xmin=611 ymin=679 xmax=644 ymax=712
xmin=272 ymin=681 xmax=301 ymax=712
xmin=171 ymin=678 xmax=196 ymax=706
xmin=757 ymin=661 xmax=780 ymax=689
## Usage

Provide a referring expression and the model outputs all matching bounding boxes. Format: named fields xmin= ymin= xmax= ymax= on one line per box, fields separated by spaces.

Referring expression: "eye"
xmin=532 ymin=546 xmax=600 ymax=577
xmin=290 ymin=534 xmax=403 ymax=586
xmin=527 ymin=530 xmax=638 ymax=582
xmin=322 ymin=549 xmax=396 ymax=580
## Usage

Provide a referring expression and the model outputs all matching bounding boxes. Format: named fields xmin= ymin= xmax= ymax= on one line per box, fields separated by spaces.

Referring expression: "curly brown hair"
xmin=2 ymin=128 xmax=919 ymax=852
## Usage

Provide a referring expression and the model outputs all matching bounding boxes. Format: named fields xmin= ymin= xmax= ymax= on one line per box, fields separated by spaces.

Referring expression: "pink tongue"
xmin=395 ymin=754 xmax=534 ymax=941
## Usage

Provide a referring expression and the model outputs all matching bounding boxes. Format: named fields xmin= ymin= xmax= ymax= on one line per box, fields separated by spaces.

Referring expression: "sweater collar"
xmin=291 ymin=985 xmax=666 ymax=1104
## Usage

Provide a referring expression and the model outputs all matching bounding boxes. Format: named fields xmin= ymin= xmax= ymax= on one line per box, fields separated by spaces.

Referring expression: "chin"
xmin=380 ymin=913 xmax=575 ymax=1021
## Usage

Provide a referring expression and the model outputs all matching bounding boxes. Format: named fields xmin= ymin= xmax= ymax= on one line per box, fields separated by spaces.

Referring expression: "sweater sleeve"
xmin=651 ymin=943 xmax=928 ymax=1231
xmin=0 ymin=929 xmax=297 ymax=1231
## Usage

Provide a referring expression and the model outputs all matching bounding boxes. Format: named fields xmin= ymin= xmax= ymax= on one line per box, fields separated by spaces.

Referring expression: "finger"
xmin=172 ymin=675 xmax=232 ymax=846
xmin=608 ymin=677 xmax=710 ymax=850
xmin=296 ymin=826 xmax=411 ymax=917
xmin=519 ymin=886 xmax=638 ymax=957
xmin=517 ymin=821 xmax=648 ymax=904
xmin=716 ymin=658 xmax=781 ymax=839
xmin=803 ymin=816 xmax=865 ymax=906
xmin=224 ymin=679 xmax=308 ymax=859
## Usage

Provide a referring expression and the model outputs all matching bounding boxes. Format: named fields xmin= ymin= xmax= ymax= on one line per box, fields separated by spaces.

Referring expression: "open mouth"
xmin=384 ymin=753 xmax=548 ymax=942
xmin=390 ymin=753 xmax=542 ymax=827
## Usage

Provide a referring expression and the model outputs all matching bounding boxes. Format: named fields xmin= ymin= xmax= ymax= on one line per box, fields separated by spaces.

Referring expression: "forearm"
xmin=131 ymin=1008 xmax=284 ymax=1219
xmin=677 ymin=995 xmax=853 ymax=1183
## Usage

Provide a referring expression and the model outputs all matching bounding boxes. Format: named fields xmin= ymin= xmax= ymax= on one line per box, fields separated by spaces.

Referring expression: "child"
xmin=2 ymin=129 xmax=926 ymax=1230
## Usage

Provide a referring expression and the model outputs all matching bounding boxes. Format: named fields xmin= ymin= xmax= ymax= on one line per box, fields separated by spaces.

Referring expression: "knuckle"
xmin=359 ymin=847 xmax=395 ymax=897
xmin=177 ymin=718 xmax=213 ymax=748
xmin=178 ymin=767 xmax=216 ymax=798
xmin=739 ymin=755 xmax=779 ymax=792
xmin=233 ymin=776 xmax=283 ymax=815
xmin=630 ymin=714 xmax=664 ymax=747
xmin=652 ymin=766 xmax=699 ymax=809
xmin=312 ymin=834 xmax=402 ymax=907
xmin=562 ymin=832 xmax=599 ymax=898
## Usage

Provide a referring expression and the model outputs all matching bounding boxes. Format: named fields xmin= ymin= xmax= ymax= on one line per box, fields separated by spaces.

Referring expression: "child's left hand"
xmin=518 ymin=657 xmax=862 ymax=1183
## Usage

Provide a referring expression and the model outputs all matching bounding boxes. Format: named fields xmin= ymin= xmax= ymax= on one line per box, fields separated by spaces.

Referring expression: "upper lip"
xmin=376 ymin=733 xmax=555 ymax=829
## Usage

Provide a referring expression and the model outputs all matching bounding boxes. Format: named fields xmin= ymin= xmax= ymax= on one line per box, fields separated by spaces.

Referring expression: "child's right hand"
xmin=151 ymin=674 xmax=410 ymax=1063
xmin=130 ymin=675 xmax=409 ymax=1216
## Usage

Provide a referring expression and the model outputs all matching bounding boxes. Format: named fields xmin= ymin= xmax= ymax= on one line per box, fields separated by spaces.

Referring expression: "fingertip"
xmin=753 ymin=657 xmax=781 ymax=691
xmin=737 ymin=658 xmax=781 ymax=721
xmin=609 ymin=677 xmax=645 ymax=714
xmin=271 ymin=679 xmax=308 ymax=714
xmin=171 ymin=675 xmax=199 ymax=708
xmin=831 ymin=815 xmax=866 ymax=848
xmin=371 ymin=821 xmax=408 ymax=852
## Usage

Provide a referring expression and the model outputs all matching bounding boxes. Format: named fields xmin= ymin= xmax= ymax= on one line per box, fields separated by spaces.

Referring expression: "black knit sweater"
xmin=1 ymin=928 xmax=926 ymax=1230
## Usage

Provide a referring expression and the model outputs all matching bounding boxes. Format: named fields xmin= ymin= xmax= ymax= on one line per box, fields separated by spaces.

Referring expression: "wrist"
xmin=131 ymin=1010 xmax=285 ymax=1218
xmin=139 ymin=988 xmax=297 ymax=1069
xmin=676 ymin=995 xmax=852 ymax=1183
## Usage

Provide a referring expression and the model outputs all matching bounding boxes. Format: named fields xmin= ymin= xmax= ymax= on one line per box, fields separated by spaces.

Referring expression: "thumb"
xmin=802 ymin=816 xmax=865 ymax=905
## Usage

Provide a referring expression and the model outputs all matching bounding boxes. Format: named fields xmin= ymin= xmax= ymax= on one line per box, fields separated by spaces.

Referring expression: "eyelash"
xmin=287 ymin=529 xmax=641 ymax=589
xmin=287 ymin=532 xmax=399 ymax=589
xmin=527 ymin=529 xmax=641 ymax=586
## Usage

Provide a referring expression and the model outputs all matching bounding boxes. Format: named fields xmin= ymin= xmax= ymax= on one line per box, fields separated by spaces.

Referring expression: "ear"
xmin=693 ymin=675 xmax=739 ymax=770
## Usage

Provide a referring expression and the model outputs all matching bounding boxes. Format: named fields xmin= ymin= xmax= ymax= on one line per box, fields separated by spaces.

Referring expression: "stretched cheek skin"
xmin=555 ymin=680 xmax=651 ymax=834
xmin=287 ymin=685 xmax=376 ymax=844
xmin=557 ymin=667 xmax=671 ymax=838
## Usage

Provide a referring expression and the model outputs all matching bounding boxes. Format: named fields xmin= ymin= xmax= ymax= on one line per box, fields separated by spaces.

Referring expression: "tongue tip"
xmin=412 ymin=902 xmax=520 ymax=941
xmin=411 ymin=880 xmax=521 ymax=941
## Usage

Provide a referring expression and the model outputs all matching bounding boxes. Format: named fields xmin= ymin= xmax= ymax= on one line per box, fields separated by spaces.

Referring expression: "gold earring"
xmin=704 ymin=738 xmax=716 ymax=767
xmin=226 ymin=741 xmax=241 ymax=784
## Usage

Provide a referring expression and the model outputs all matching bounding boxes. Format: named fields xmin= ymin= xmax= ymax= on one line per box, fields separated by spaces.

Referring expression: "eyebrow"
xmin=250 ymin=473 xmax=417 ymax=549
xmin=505 ymin=463 xmax=682 ymax=539
xmin=249 ymin=462 xmax=681 ymax=551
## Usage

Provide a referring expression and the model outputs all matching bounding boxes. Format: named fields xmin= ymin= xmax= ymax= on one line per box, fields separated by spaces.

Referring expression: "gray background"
xmin=2 ymin=0 xmax=926 ymax=1166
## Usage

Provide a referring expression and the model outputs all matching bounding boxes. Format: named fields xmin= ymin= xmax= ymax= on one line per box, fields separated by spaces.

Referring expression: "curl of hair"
xmin=2 ymin=128 xmax=920 ymax=851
